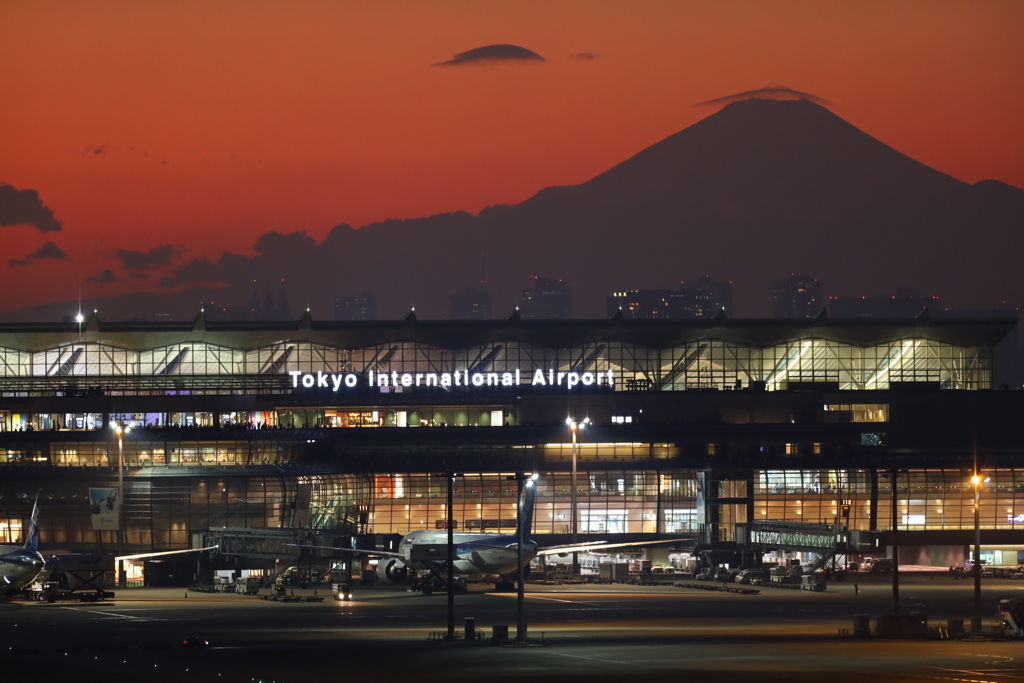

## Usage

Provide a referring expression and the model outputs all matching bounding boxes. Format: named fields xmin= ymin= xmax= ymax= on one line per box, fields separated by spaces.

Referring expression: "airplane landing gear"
xmin=493 ymin=579 xmax=516 ymax=592
xmin=412 ymin=562 xmax=468 ymax=595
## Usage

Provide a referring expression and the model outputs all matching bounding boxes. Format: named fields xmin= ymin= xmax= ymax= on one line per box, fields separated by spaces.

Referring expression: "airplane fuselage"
xmin=0 ymin=545 xmax=44 ymax=596
xmin=399 ymin=530 xmax=538 ymax=576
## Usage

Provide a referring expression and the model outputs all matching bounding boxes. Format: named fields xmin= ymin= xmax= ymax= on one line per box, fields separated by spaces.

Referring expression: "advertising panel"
xmin=89 ymin=487 xmax=119 ymax=530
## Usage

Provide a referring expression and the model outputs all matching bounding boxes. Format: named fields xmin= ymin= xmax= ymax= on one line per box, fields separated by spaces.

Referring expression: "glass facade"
xmin=0 ymin=335 xmax=993 ymax=399
xmin=0 ymin=319 xmax=1016 ymax=560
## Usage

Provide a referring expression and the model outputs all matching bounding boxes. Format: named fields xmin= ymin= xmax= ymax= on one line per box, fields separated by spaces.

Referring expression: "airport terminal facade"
xmin=1 ymin=312 xmax=1022 ymax=577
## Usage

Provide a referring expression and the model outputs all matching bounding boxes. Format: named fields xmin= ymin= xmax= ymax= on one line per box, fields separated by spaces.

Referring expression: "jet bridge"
xmin=736 ymin=521 xmax=846 ymax=571
xmin=738 ymin=521 xmax=839 ymax=552
xmin=203 ymin=527 xmax=303 ymax=560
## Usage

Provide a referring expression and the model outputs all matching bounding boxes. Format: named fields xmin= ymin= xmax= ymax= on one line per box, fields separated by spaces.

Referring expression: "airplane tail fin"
xmin=518 ymin=476 xmax=537 ymax=539
xmin=24 ymin=492 xmax=40 ymax=555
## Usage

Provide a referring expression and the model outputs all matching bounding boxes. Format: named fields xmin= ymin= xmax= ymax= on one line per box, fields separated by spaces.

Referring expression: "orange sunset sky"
xmin=2 ymin=0 xmax=1022 ymax=313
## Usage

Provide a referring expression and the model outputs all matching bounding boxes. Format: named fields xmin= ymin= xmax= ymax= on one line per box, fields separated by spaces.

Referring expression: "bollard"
xmin=464 ymin=616 xmax=476 ymax=641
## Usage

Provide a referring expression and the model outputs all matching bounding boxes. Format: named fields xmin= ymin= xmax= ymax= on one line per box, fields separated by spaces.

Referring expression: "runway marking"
xmin=59 ymin=607 xmax=166 ymax=621
xmin=545 ymin=652 xmax=647 ymax=667
xmin=490 ymin=594 xmax=633 ymax=609
xmin=925 ymin=665 xmax=1024 ymax=682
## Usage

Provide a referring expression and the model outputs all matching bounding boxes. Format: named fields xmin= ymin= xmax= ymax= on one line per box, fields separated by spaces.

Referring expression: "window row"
xmin=0 ymin=338 xmax=992 ymax=391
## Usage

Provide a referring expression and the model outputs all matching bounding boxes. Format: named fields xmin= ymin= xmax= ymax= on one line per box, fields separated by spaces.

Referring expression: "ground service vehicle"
xmin=735 ymin=569 xmax=769 ymax=584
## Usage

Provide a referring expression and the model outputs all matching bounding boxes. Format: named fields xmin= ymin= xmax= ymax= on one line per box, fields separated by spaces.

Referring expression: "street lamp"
xmin=516 ymin=472 xmax=538 ymax=643
xmin=566 ymin=417 xmax=589 ymax=576
xmin=113 ymin=422 xmax=130 ymax=587
xmin=971 ymin=473 xmax=983 ymax=636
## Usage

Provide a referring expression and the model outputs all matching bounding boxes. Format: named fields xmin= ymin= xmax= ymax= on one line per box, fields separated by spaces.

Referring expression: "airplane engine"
xmin=375 ymin=558 xmax=408 ymax=584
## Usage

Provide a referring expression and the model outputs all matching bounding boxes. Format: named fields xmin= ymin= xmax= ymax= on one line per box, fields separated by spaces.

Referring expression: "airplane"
xmin=297 ymin=476 xmax=694 ymax=593
xmin=0 ymin=494 xmax=44 ymax=597
xmin=1 ymin=493 xmax=218 ymax=600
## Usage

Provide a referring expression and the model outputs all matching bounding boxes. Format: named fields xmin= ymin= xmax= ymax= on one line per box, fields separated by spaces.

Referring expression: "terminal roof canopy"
xmin=0 ymin=316 xmax=1015 ymax=353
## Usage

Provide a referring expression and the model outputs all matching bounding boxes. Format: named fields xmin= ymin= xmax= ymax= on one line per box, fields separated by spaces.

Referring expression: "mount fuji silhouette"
xmin=8 ymin=98 xmax=1024 ymax=321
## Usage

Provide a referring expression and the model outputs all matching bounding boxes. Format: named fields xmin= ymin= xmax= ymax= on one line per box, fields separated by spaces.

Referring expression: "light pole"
xmin=515 ymin=472 xmax=537 ymax=643
xmin=446 ymin=471 xmax=456 ymax=641
xmin=113 ymin=422 xmax=129 ymax=587
xmin=566 ymin=417 xmax=588 ymax=577
xmin=891 ymin=468 xmax=900 ymax=616
xmin=971 ymin=473 xmax=983 ymax=636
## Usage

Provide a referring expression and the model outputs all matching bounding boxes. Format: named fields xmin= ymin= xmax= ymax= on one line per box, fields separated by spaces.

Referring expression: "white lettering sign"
xmin=288 ymin=368 xmax=613 ymax=392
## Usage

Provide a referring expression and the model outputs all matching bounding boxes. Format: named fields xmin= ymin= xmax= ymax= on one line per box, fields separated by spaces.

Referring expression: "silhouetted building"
xmin=519 ymin=276 xmax=571 ymax=320
xmin=334 ymin=291 xmax=377 ymax=321
xmin=607 ymin=276 xmax=732 ymax=320
xmin=682 ymin=276 xmax=732 ymax=317
xmin=247 ymin=279 xmax=291 ymax=320
xmin=276 ymin=282 xmax=291 ymax=320
xmin=830 ymin=289 xmax=938 ymax=318
xmin=450 ymin=287 xmax=491 ymax=320
xmin=772 ymin=274 xmax=822 ymax=319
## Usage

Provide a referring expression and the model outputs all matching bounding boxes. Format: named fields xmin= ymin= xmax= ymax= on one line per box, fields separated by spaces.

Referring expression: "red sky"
xmin=2 ymin=0 xmax=1022 ymax=313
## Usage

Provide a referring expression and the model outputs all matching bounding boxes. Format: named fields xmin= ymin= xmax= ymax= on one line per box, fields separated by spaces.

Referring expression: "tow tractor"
xmin=30 ymin=581 xmax=114 ymax=603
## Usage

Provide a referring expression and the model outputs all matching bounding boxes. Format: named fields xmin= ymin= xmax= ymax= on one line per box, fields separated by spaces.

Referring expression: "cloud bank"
xmin=9 ymin=241 xmax=68 ymax=267
xmin=117 ymin=244 xmax=184 ymax=271
xmin=86 ymin=269 xmax=118 ymax=284
xmin=0 ymin=184 xmax=62 ymax=232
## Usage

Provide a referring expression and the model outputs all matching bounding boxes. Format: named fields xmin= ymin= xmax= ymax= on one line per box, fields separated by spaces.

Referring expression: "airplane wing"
xmin=284 ymin=543 xmax=404 ymax=559
xmin=115 ymin=545 xmax=220 ymax=561
xmin=536 ymin=538 xmax=694 ymax=556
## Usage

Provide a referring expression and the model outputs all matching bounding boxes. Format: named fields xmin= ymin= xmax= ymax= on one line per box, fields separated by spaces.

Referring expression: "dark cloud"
xmin=434 ymin=44 xmax=545 ymax=67
xmin=694 ymin=86 xmax=831 ymax=107
xmin=254 ymin=230 xmax=317 ymax=255
xmin=116 ymin=244 xmax=184 ymax=271
xmin=86 ymin=269 xmax=118 ymax=284
xmin=8 ymin=241 xmax=68 ymax=267
xmin=157 ymin=231 xmax=318 ymax=288
xmin=569 ymin=53 xmax=598 ymax=60
xmin=0 ymin=184 xmax=62 ymax=232
xmin=157 ymin=257 xmax=220 ymax=287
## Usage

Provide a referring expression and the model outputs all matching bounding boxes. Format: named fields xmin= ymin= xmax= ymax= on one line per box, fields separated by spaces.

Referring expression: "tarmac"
xmin=4 ymin=572 xmax=1023 ymax=682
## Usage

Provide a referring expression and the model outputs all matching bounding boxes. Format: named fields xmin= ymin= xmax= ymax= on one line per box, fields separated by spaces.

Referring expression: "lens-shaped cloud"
xmin=694 ymin=86 xmax=831 ymax=107
xmin=434 ymin=44 xmax=545 ymax=67
xmin=0 ymin=184 xmax=62 ymax=232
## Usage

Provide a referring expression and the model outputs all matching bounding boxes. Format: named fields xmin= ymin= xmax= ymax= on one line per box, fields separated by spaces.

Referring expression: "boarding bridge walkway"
xmin=202 ymin=527 xmax=303 ymax=560
xmin=737 ymin=521 xmax=845 ymax=559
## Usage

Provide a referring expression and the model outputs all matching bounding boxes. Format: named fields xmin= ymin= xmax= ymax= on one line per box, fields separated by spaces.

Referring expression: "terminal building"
xmin=0 ymin=310 xmax=1021 ymax=583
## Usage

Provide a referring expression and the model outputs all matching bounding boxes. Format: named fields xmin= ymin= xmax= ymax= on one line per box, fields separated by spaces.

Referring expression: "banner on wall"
xmin=89 ymin=487 xmax=119 ymax=530
xmin=695 ymin=472 xmax=707 ymax=527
